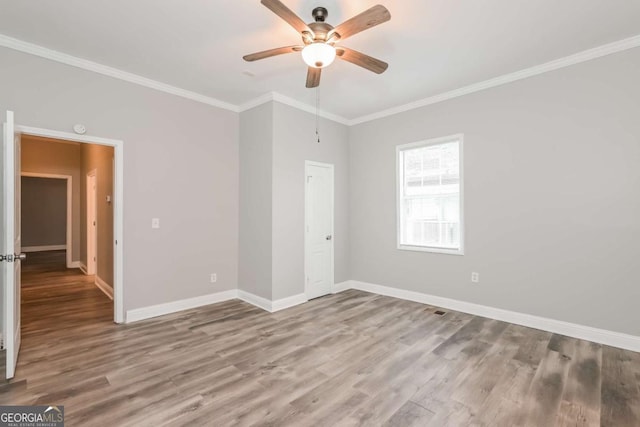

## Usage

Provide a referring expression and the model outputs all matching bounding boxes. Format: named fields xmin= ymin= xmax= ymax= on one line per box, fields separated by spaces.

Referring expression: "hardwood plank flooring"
xmin=1 ymin=250 xmax=640 ymax=426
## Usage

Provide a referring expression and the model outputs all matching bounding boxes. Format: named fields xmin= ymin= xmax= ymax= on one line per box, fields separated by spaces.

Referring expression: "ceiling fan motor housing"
xmin=312 ymin=7 xmax=328 ymax=22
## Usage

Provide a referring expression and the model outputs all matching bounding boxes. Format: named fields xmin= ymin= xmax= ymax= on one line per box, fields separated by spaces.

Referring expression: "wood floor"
xmin=1 ymin=251 xmax=640 ymax=426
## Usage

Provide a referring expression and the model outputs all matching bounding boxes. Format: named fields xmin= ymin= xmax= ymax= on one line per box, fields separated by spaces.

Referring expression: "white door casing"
xmin=304 ymin=161 xmax=334 ymax=300
xmin=2 ymin=111 xmax=23 ymax=379
xmin=86 ymin=170 xmax=97 ymax=275
xmin=14 ymin=124 xmax=125 ymax=324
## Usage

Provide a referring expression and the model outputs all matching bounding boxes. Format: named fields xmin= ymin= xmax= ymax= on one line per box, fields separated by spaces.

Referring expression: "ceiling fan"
xmin=243 ymin=0 xmax=391 ymax=88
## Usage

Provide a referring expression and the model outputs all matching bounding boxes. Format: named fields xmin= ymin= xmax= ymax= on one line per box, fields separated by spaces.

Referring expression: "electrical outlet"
xmin=471 ymin=272 xmax=479 ymax=283
xmin=151 ymin=218 xmax=160 ymax=229
xmin=210 ymin=273 xmax=217 ymax=283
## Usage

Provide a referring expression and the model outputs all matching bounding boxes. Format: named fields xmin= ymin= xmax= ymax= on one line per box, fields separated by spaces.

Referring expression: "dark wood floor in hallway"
xmin=1 ymin=251 xmax=640 ymax=426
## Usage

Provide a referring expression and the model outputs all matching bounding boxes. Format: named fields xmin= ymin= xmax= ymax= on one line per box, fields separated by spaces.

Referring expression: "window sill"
xmin=397 ymin=244 xmax=464 ymax=256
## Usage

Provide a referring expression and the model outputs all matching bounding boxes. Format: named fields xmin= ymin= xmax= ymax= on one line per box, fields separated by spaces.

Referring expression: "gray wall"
xmin=21 ymin=138 xmax=81 ymax=260
xmin=349 ymin=48 xmax=640 ymax=336
xmin=80 ymin=144 xmax=114 ymax=287
xmin=238 ymin=101 xmax=349 ymax=301
xmin=239 ymin=103 xmax=273 ymax=300
xmin=0 ymin=47 xmax=239 ymax=311
xmin=272 ymin=102 xmax=349 ymax=300
xmin=21 ymin=177 xmax=67 ymax=247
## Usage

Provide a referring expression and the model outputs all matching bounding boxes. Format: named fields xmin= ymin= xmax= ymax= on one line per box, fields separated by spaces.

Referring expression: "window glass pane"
xmin=400 ymin=139 xmax=461 ymax=251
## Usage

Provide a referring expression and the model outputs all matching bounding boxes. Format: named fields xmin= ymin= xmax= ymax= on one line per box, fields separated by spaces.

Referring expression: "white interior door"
xmin=2 ymin=111 xmax=23 ymax=379
xmin=86 ymin=171 xmax=97 ymax=275
xmin=305 ymin=161 xmax=334 ymax=300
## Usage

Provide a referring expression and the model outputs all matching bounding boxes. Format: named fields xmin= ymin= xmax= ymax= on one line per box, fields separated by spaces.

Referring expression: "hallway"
xmin=20 ymin=250 xmax=113 ymax=340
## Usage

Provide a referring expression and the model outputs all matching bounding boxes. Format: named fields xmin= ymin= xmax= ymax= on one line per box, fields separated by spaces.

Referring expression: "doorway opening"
xmin=3 ymin=111 xmax=124 ymax=379
xmin=19 ymin=134 xmax=118 ymax=329
xmin=20 ymin=173 xmax=72 ymax=268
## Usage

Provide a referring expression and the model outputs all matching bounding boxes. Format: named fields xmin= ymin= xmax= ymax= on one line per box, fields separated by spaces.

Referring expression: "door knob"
xmin=326 ymin=235 xmax=332 ymax=241
xmin=15 ymin=253 xmax=26 ymax=261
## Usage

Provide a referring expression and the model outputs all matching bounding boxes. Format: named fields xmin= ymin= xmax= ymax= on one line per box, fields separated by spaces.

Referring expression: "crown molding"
xmin=349 ymin=34 xmax=640 ymax=125
xmin=271 ymin=92 xmax=351 ymax=125
xmin=237 ymin=92 xmax=276 ymax=112
xmin=2 ymin=32 xmax=639 ymax=127
xmin=237 ymin=92 xmax=350 ymax=125
xmin=0 ymin=34 xmax=239 ymax=112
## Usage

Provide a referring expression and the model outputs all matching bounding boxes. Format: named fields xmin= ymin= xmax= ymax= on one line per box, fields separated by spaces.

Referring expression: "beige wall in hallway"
xmin=80 ymin=144 xmax=115 ymax=288
xmin=21 ymin=176 xmax=67 ymax=247
xmin=21 ymin=137 xmax=82 ymax=261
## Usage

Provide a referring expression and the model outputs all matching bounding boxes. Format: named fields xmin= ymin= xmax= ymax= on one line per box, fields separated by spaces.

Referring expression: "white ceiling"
xmin=1 ymin=0 xmax=639 ymax=120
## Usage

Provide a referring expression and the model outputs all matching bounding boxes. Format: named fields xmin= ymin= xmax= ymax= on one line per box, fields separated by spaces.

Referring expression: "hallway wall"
xmin=21 ymin=137 xmax=82 ymax=261
xmin=80 ymin=144 xmax=115 ymax=288
xmin=21 ymin=176 xmax=67 ymax=248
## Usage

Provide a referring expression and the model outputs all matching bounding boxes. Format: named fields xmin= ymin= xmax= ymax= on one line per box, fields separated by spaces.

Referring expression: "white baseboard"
xmin=94 ymin=275 xmax=113 ymax=300
xmin=126 ymin=290 xmax=238 ymax=323
xmin=272 ymin=293 xmax=308 ymax=312
xmin=332 ymin=280 xmax=353 ymax=294
xmin=238 ymin=290 xmax=273 ymax=312
xmin=23 ymin=244 xmax=66 ymax=252
xmin=127 ymin=288 xmax=308 ymax=323
xmin=68 ymin=261 xmax=82 ymax=269
xmin=237 ymin=290 xmax=309 ymax=313
xmin=78 ymin=262 xmax=88 ymax=275
xmin=343 ymin=280 xmax=640 ymax=353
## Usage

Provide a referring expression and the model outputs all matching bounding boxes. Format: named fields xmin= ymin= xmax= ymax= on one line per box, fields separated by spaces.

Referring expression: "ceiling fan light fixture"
xmin=302 ymin=42 xmax=336 ymax=68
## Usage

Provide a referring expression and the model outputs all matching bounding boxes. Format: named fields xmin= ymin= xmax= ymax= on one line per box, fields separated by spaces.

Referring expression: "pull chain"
xmin=315 ymin=86 xmax=320 ymax=143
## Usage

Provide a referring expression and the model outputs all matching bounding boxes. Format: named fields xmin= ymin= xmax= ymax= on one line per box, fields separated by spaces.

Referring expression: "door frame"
xmin=20 ymin=172 xmax=73 ymax=268
xmin=15 ymin=124 xmax=125 ymax=324
xmin=86 ymin=169 xmax=97 ymax=276
xmin=304 ymin=160 xmax=335 ymax=300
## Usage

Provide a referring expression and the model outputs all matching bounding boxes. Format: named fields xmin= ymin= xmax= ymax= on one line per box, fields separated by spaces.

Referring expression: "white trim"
xmin=396 ymin=134 xmax=464 ymax=256
xmin=272 ymin=93 xmax=350 ymax=125
xmin=21 ymin=172 xmax=73 ymax=267
xmin=94 ymin=275 xmax=113 ymax=300
xmin=339 ymin=280 xmax=640 ymax=353
xmin=126 ymin=289 xmax=309 ymax=322
xmin=237 ymin=290 xmax=273 ymax=312
xmin=15 ymin=124 xmax=125 ymax=324
xmin=22 ymin=245 xmax=66 ymax=252
xmin=332 ymin=280 xmax=352 ymax=294
xmin=2 ymin=33 xmax=639 ymax=125
xmin=78 ymin=262 xmax=88 ymax=274
xmin=86 ymin=169 xmax=97 ymax=276
xmin=126 ymin=290 xmax=238 ymax=323
xmin=237 ymin=92 xmax=276 ymax=112
xmin=350 ymin=35 xmax=640 ymax=125
xmin=272 ymin=293 xmax=308 ymax=312
xmin=238 ymin=92 xmax=350 ymax=125
xmin=304 ymin=160 xmax=335 ymax=301
xmin=0 ymin=34 xmax=237 ymax=112
xmin=68 ymin=261 xmax=82 ymax=269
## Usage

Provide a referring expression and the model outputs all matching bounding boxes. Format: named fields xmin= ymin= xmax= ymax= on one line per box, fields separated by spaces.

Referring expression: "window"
xmin=397 ymin=135 xmax=464 ymax=255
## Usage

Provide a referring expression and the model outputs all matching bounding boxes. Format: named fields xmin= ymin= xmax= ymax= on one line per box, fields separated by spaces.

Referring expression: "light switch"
xmin=152 ymin=218 xmax=160 ymax=229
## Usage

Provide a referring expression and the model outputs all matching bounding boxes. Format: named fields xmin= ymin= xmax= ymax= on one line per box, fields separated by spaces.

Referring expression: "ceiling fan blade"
xmin=306 ymin=67 xmax=321 ymax=88
xmin=330 ymin=5 xmax=390 ymax=41
xmin=261 ymin=0 xmax=313 ymax=35
xmin=336 ymin=47 xmax=388 ymax=74
xmin=243 ymin=45 xmax=303 ymax=62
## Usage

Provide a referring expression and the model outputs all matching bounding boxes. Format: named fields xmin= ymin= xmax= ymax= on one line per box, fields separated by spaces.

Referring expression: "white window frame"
xmin=396 ymin=134 xmax=465 ymax=255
